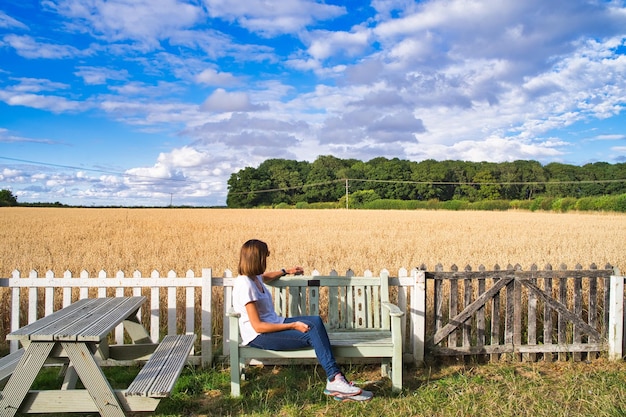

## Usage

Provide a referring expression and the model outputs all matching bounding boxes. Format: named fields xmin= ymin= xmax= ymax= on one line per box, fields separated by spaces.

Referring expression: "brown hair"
xmin=238 ymin=239 xmax=269 ymax=277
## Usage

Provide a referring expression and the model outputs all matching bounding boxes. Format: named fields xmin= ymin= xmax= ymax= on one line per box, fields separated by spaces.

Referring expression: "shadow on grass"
xmin=157 ymin=363 xmax=415 ymax=416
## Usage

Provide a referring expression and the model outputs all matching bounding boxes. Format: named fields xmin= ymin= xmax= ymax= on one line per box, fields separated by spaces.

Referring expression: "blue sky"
xmin=1 ymin=0 xmax=626 ymax=206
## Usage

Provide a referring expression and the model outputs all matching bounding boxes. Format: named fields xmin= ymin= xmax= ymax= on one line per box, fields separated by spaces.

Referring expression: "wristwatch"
xmin=281 ymin=268 xmax=287 ymax=276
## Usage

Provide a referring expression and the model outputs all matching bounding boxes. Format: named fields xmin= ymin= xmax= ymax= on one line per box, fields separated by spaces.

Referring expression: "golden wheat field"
xmin=0 ymin=207 xmax=624 ymax=278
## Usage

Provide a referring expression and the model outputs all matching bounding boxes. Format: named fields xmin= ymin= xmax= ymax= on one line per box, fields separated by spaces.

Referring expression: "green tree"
xmin=260 ymin=159 xmax=308 ymax=205
xmin=411 ymin=159 xmax=454 ymax=200
xmin=545 ymin=162 xmax=581 ymax=197
xmin=0 ymin=189 xmax=18 ymax=206
xmin=304 ymin=155 xmax=346 ymax=202
xmin=226 ymin=166 xmax=272 ymax=208
xmin=366 ymin=157 xmax=414 ymax=199
xmin=510 ymin=160 xmax=546 ymax=199
xmin=605 ymin=163 xmax=626 ymax=195
xmin=473 ymin=170 xmax=501 ymax=200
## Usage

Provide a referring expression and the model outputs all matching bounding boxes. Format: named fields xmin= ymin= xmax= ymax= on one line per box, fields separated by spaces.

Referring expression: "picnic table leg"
xmin=123 ymin=318 xmax=152 ymax=344
xmin=61 ymin=342 xmax=126 ymax=417
xmin=0 ymin=342 xmax=54 ymax=417
xmin=60 ymin=363 xmax=79 ymax=390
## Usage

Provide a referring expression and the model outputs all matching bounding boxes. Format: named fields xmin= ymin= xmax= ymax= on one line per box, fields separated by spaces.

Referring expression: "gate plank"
xmin=432 ymin=277 xmax=512 ymax=345
xmin=521 ymin=280 xmax=602 ymax=340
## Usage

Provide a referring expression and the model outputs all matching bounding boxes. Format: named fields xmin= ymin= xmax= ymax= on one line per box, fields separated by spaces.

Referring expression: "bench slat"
xmin=0 ymin=349 xmax=25 ymax=383
xmin=126 ymin=334 xmax=195 ymax=398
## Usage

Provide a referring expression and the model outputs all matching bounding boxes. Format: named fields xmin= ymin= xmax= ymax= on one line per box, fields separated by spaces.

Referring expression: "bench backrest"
xmin=219 ymin=270 xmax=392 ymax=353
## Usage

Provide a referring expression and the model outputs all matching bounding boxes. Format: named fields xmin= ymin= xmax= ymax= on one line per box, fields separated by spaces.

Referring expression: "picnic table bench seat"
xmin=0 ymin=349 xmax=25 ymax=387
xmin=221 ymin=271 xmax=404 ymax=397
xmin=126 ymin=334 xmax=196 ymax=398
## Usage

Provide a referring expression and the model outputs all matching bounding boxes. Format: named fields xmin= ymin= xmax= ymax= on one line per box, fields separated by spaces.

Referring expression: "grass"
xmin=158 ymin=360 xmax=626 ymax=417
xmin=29 ymin=359 xmax=626 ymax=417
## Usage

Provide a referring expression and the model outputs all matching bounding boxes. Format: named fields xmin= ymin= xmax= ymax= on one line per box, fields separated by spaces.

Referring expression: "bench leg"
xmin=230 ymin=347 xmax=241 ymax=397
xmin=62 ymin=342 xmax=126 ymax=417
xmin=391 ymin=351 xmax=402 ymax=392
xmin=229 ymin=314 xmax=243 ymax=397
xmin=380 ymin=359 xmax=390 ymax=378
xmin=0 ymin=342 xmax=54 ymax=417
xmin=60 ymin=364 xmax=79 ymax=390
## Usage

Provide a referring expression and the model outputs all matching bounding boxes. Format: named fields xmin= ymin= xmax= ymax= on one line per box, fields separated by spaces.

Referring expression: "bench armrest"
xmin=382 ymin=301 xmax=404 ymax=317
xmin=228 ymin=310 xmax=241 ymax=351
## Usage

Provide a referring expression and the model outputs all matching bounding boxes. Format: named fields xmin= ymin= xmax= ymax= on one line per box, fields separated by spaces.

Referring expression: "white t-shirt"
xmin=232 ymin=274 xmax=285 ymax=345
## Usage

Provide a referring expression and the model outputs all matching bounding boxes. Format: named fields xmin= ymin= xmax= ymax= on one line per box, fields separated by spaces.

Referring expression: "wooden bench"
xmin=222 ymin=271 xmax=404 ymax=397
xmin=0 ymin=349 xmax=24 ymax=387
xmin=126 ymin=334 xmax=196 ymax=398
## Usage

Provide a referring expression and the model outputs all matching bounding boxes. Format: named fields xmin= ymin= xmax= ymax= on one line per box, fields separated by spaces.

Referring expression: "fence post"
xmin=9 ymin=271 xmax=20 ymax=353
xmin=412 ymin=269 xmax=426 ymax=365
xmin=608 ymin=274 xmax=624 ymax=360
xmin=201 ymin=268 xmax=213 ymax=367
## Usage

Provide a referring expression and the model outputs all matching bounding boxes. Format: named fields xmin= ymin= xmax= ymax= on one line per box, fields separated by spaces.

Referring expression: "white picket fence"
xmin=3 ymin=268 xmax=624 ymax=364
xmin=0 ymin=267 xmax=426 ymax=366
xmin=2 ymin=269 xmax=213 ymax=365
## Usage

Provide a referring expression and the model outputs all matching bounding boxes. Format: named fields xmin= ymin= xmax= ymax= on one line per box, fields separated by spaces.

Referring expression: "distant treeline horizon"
xmin=226 ymin=156 xmax=626 ymax=208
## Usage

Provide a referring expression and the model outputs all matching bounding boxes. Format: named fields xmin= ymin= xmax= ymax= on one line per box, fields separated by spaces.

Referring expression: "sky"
xmin=1 ymin=0 xmax=626 ymax=207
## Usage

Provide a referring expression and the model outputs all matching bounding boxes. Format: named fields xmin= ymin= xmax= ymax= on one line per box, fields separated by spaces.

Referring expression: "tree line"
xmin=226 ymin=156 xmax=626 ymax=208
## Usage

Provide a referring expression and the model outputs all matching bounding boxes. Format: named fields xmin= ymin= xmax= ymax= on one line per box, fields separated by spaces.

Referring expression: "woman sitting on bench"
xmin=232 ymin=239 xmax=370 ymax=401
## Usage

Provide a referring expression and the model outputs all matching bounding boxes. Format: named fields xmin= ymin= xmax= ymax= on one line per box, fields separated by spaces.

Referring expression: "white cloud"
xmin=75 ymin=66 xmax=129 ymax=85
xmin=200 ymin=89 xmax=267 ymax=113
xmin=203 ymin=0 xmax=345 ymax=36
xmin=157 ymin=146 xmax=213 ymax=168
xmin=194 ymin=68 xmax=239 ymax=86
xmin=3 ymin=34 xmax=84 ymax=59
xmin=1 ymin=168 xmax=21 ymax=179
xmin=0 ymin=11 xmax=28 ymax=29
xmin=43 ymin=0 xmax=203 ymax=46
xmin=306 ymin=28 xmax=371 ymax=61
xmin=593 ymin=135 xmax=626 ymax=141
xmin=0 ymin=128 xmax=61 ymax=144
xmin=407 ymin=136 xmax=567 ymax=163
xmin=0 ymin=91 xmax=84 ymax=113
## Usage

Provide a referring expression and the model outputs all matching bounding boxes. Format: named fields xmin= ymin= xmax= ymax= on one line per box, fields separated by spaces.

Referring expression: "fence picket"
xmin=543 ymin=264 xmax=553 ymax=362
xmin=490 ymin=264 xmax=501 ymax=362
xmin=476 ymin=265 xmax=486 ymax=349
xmin=558 ymin=264 xmax=568 ymax=361
xmin=527 ymin=264 xmax=538 ymax=362
xmin=448 ymin=265 xmax=458 ymax=348
xmin=463 ymin=265 xmax=472 ymax=350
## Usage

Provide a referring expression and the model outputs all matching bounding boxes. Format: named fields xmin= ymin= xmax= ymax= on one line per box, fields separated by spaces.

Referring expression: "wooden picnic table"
xmin=0 ymin=296 xmax=194 ymax=417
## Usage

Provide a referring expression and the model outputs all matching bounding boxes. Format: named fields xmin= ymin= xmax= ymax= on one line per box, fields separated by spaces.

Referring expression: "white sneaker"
xmin=324 ymin=374 xmax=362 ymax=397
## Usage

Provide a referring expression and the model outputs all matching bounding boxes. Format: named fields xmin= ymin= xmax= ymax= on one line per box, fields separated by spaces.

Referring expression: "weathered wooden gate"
xmin=426 ymin=263 xmax=616 ymax=361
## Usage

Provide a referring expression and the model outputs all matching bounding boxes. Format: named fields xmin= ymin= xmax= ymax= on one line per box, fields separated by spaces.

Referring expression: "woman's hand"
xmin=292 ymin=321 xmax=310 ymax=333
xmin=246 ymin=302 xmax=309 ymax=334
xmin=287 ymin=266 xmax=304 ymax=275
xmin=262 ymin=266 xmax=304 ymax=282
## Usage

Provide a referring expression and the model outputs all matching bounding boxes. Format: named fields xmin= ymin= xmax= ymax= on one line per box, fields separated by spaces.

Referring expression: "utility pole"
xmin=345 ymin=178 xmax=349 ymax=209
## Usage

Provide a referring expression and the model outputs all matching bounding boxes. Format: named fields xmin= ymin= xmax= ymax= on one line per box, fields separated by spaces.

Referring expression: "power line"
xmin=0 ymin=156 xmax=188 ymax=183
xmin=349 ymin=178 xmax=626 ymax=186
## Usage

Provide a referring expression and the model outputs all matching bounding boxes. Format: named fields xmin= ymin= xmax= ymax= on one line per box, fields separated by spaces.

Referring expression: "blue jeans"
xmin=248 ymin=315 xmax=341 ymax=381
